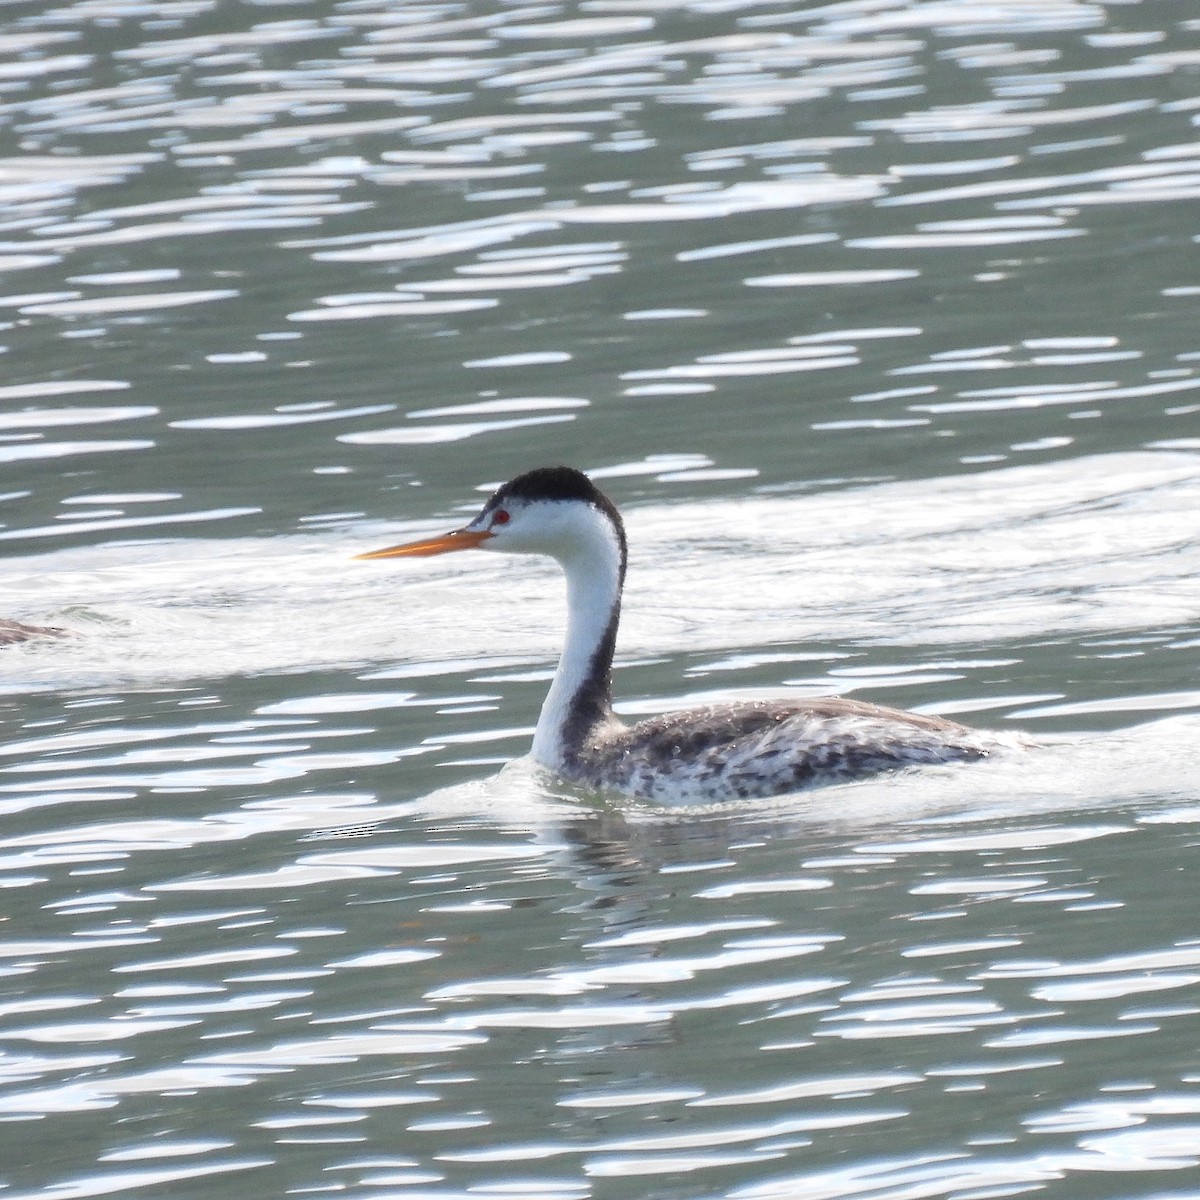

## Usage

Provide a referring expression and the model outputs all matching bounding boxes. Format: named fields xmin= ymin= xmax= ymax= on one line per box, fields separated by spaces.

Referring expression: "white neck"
xmin=530 ymin=512 xmax=624 ymax=768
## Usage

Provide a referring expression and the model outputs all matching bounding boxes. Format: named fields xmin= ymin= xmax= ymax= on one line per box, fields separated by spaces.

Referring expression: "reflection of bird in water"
xmin=0 ymin=618 xmax=72 ymax=646
xmin=359 ymin=466 xmax=1014 ymax=802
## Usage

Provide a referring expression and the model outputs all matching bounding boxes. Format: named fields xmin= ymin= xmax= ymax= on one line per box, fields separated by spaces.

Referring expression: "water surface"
xmin=1 ymin=1 xmax=1199 ymax=1197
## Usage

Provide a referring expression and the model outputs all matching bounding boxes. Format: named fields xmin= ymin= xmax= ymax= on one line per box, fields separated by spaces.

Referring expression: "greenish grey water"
xmin=1 ymin=1 xmax=1199 ymax=1197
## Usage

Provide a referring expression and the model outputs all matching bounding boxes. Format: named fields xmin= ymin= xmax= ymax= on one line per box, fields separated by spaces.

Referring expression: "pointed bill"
xmin=356 ymin=527 xmax=492 ymax=560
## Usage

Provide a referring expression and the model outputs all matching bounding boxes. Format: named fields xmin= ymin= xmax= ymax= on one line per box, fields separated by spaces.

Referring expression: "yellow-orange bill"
xmin=355 ymin=528 xmax=491 ymax=560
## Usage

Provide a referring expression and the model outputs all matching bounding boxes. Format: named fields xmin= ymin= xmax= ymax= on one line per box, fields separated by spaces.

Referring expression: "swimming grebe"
xmin=358 ymin=466 xmax=1009 ymax=801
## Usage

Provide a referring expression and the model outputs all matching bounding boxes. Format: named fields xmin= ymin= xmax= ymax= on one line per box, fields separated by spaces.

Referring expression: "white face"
xmin=460 ymin=496 xmax=628 ymax=571
xmin=466 ymin=497 xmax=602 ymax=559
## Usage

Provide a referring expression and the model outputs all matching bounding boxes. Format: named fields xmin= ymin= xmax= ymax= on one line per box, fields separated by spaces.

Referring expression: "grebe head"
xmin=356 ymin=465 xmax=626 ymax=566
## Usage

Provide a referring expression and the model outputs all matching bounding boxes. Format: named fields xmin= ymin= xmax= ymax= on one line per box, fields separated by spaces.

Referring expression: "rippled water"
xmin=1 ymin=1 xmax=1199 ymax=1197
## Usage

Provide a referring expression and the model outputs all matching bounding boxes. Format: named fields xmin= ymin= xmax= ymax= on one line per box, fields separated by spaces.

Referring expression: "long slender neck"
xmin=530 ymin=512 xmax=625 ymax=769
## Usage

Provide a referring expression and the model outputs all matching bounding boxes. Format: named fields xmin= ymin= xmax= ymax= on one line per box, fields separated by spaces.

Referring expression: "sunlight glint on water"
xmin=0 ymin=1 xmax=1197 ymax=1197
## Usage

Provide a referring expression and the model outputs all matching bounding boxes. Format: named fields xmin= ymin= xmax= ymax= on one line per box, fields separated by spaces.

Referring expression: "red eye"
xmin=491 ymin=509 xmax=510 ymax=526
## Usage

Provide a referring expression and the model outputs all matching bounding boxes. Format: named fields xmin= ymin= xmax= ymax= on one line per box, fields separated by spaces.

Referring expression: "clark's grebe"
xmin=359 ymin=466 xmax=1012 ymax=801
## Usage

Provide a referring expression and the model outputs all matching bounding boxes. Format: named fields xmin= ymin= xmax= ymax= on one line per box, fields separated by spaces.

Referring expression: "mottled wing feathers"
xmin=575 ymin=698 xmax=998 ymax=801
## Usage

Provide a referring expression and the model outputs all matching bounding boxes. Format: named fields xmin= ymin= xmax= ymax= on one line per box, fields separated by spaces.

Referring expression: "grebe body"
xmin=359 ymin=467 xmax=1010 ymax=801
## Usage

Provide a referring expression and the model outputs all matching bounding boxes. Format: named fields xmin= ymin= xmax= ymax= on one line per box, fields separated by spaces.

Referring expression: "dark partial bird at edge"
xmin=0 ymin=618 xmax=72 ymax=646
